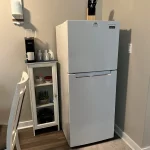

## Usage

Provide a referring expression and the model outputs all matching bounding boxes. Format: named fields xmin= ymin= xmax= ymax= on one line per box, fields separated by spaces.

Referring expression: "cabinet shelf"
xmin=36 ymin=122 xmax=57 ymax=130
xmin=36 ymin=103 xmax=54 ymax=109
xmin=35 ymin=82 xmax=53 ymax=87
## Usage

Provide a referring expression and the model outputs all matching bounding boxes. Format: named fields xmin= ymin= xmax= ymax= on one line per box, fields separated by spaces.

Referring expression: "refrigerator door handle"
xmin=75 ymin=71 xmax=111 ymax=78
xmin=75 ymin=73 xmax=91 ymax=78
xmin=91 ymin=71 xmax=111 ymax=77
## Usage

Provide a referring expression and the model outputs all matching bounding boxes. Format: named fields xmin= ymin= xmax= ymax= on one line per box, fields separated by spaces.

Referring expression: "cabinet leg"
xmin=58 ymin=124 xmax=60 ymax=131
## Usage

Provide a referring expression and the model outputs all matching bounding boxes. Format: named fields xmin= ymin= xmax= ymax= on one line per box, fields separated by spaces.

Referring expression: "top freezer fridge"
xmin=56 ymin=20 xmax=120 ymax=147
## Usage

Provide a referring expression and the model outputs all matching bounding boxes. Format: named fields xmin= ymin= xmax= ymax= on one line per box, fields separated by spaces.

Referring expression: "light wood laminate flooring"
xmin=0 ymin=126 xmax=131 ymax=150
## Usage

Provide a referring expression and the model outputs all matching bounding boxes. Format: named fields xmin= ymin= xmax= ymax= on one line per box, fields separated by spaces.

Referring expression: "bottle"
xmin=37 ymin=50 xmax=43 ymax=62
xmin=43 ymin=50 xmax=50 ymax=61
xmin=49 ymin=49 xmax=54 ymax=60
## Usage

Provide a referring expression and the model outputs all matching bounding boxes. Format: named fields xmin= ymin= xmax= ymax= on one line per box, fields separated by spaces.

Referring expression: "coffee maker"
xmin=25 ymin=30 xmax=36 ymax=63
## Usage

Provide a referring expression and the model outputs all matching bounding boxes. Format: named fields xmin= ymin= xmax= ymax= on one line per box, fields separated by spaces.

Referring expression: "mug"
xmin=27 ymin=52 xmax=34 ymax=61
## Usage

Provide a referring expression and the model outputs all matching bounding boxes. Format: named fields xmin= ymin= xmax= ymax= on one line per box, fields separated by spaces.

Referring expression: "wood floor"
xmin=18 ymin=128 xmax=131 ymax=150
xmin=0 ymin=126 xmax=131 ymax=150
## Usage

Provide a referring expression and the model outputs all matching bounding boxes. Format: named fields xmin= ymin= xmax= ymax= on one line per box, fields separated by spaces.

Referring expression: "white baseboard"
xmin=115 ymin=125 xmax=141 ymax=150
xmin=18 ymin=120 xmax=33 ymax=130
xmin=143 ymin=147 xmax=150 ymax=150
xmin=115 ymin=125 xmax=150 ymax=150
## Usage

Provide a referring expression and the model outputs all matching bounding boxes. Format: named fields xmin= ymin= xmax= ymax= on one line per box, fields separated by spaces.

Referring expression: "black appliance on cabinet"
xmin=25 ymin=37 xmax=36 ymax=63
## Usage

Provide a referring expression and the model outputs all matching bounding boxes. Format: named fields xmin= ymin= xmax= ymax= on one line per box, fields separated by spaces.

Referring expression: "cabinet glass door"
xmin=33 ymin=66 xmax=56 ymax=128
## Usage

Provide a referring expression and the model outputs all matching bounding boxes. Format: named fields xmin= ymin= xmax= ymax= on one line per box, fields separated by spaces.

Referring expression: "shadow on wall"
xmin=108 ymin=10 xmax=132 ymax=131
xmin=34 ymin=39 xmax=49 ymax=51
xmin=116 ymin=29 xmax=132 ymax=131
xmin=22 ymin=7 xmax=37 ymax=32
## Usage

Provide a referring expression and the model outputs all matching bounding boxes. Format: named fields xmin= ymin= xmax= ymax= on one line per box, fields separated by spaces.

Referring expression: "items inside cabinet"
xmin=37 ymin=106 xmax=54 ymax=124
xmin=35 ymin=86 xmax=54 ymax=107
xmin=33 ymin=67 xmax=53 ymax=86
xmin=33 ymin=66 xmax=54 ymax=125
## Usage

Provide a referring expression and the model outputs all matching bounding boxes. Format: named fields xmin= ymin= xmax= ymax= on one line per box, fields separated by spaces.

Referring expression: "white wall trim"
xmin=18 ymin=120 xmax=33 ymax=130
xmin=115 ymin=125 xmax=142 ymax=150
xmin=143 ymin=147 xmax=150 ymax=150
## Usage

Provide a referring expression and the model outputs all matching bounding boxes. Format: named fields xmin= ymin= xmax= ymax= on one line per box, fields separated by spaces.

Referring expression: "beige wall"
xmin=0 ymin=0 xmax=102 ymax=124
xmin=102 ymin=0 xmax=150 ymax=148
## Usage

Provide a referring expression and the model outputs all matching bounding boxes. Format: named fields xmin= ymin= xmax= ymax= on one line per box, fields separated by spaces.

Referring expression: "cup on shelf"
xmin=44 ymin=76 xmax=52 ymax=83
xmin=35 ymin=76 xmax=44 ymax=84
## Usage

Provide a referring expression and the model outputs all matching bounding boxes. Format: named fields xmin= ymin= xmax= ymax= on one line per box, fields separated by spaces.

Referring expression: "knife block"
xmin=87 ymin=8 xmax=96 ymax=20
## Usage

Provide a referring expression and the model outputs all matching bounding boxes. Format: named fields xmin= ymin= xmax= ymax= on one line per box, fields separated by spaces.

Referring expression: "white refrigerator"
xmin=56 ymin=20 xmax=120 ymax=147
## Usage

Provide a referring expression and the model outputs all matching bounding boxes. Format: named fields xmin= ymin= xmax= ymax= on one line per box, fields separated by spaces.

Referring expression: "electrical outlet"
xmin=129 ymin=43 xmax=132 ymax=54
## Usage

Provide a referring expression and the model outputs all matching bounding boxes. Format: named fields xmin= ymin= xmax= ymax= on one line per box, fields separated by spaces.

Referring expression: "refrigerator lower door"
xmin=69 ymin=71 xmax=117 ymax=147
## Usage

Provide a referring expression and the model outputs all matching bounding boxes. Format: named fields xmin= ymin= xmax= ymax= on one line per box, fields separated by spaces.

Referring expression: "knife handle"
xmin=87 ymin=8 xmax=96 ymax=20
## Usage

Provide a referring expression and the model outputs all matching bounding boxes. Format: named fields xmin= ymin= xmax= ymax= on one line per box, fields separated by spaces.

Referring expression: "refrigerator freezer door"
xmin=69 ymin=71 xmax=117 ymax=147
xmin=68 ymin=21 xmax=120 ymax=73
